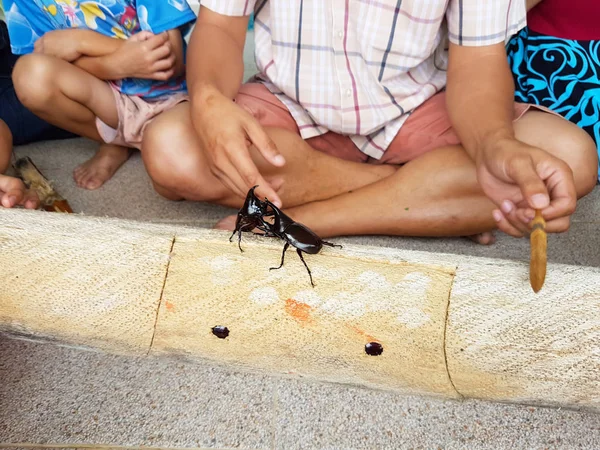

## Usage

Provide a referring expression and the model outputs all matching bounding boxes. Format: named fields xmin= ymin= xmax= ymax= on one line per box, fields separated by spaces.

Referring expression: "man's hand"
xmin=446 ymin=41 xmax=578 ymax=239
xmin=477 ymin=138 xmax=576 ymax=237
xmin=107 ymin=31 xmax=176 ymax=81
xmin=193 ymin=87 xmax=286 ymax=207
xmin=0 ymin=175 xmax=40 ymax=209
xmin=34 ymin=29 xmax=83 ymax=62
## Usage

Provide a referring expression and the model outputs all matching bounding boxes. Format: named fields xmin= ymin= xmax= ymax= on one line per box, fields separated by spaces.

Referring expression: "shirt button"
xmin=346 ymin=88 xmax=352 ymax=97
xmin=338 ymin=30 xmax=343 ymax=38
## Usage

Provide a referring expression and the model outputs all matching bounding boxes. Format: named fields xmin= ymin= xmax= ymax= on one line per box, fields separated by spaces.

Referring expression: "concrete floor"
xmin=2 ymin=30 xmax=600 ymax=450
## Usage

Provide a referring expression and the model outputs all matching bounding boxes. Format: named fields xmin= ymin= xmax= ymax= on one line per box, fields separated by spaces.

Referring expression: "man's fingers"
xmin=540 ymin=167 xmax=577 ymax=221
xmin=544 ymin=216 xmax=571 ymax=234
xmin=516 ymin=208 xmax=534 ymax=227
xmin=225 ymin=144 xmax=282 ymax=206
xmin=492 ymin=209 xmax=525 ymax=238
xmin=1 ymin=193 xmax=17 ymax=208
xmin=499 ymin=200 xmax=530 ymax=236
xmin=214 ymin=168 xmax=245 ymax=199
xmin=1 ymin=189 xmax=24 ymax=208
xmin=211 ymin=159 xmax=247 ymax=199
xmin=22 ymin=190 xmax=41 ymax=210
xmin=244 ymin=119 xmax=285 ymax=167
xmin=507 ymin=154 xmax=550 ymax=210
xmin=236 ymin=164 xmax=280 ymax=207
xmin=0 ymin=176 xmax=42 ymax=210
xmin=210 ymin=146 xmax=248 ymax=199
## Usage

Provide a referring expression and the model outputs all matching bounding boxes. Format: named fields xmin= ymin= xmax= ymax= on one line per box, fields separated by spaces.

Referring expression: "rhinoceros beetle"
xmin=229 ymin=185 xmax=278 ymax=251
xmin=229 ymin=186 xmax=342 ymax=287
xmin=260 ymin=198 xmax=342 ymax=287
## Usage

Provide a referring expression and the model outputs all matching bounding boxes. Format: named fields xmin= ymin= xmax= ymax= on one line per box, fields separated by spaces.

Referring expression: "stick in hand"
xmin=529 ymin=209 xmax=547 ymax=293
xmin=13 ymin=156 xmax=73 ymax=213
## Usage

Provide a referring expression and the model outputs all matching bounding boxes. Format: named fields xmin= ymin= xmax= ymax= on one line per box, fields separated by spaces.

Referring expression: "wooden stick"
xmin=12 ymin=156 xmax=73 ymax=213
xmin=530 ymin=209 xmax=547 ymax=293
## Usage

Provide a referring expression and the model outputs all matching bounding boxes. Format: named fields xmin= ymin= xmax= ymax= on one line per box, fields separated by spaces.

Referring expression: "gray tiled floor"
xmin=2 ymin=339 xmax=600 ymax=449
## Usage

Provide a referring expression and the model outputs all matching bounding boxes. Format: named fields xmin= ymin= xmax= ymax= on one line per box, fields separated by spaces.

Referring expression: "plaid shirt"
xmin=202 ymin=0 xmax=526 ymax=159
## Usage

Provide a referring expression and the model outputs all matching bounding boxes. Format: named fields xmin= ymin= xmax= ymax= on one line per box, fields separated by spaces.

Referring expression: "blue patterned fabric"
xmin=507 ymin=27 xmax=600 ymax=178
xmin=3 ymin=0 xmax=196 ymax=99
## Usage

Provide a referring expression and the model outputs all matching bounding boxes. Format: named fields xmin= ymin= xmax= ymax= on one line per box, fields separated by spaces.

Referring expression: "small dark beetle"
xmin=260 ymin=199 xmax=342 ymax=287
xmin=229 ymin=185 xmax=276 ymax=251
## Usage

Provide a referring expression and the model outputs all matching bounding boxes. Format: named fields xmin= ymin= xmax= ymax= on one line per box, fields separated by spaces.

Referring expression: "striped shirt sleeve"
xmin=200 ymin=0 xmax=256 ymax=16
xmin=446 ymin=0 xmax=526 ymax=46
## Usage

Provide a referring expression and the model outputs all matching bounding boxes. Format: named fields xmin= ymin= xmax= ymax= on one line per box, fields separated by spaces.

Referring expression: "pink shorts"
xmin=96 ymin=84 xmax=188 ymax=150
xmin=234 ymin=82 xmax=551 ymax=164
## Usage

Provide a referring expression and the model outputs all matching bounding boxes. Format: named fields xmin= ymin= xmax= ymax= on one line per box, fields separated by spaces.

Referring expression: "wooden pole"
xmin=1 ymin=209 xmax=598 ymax=411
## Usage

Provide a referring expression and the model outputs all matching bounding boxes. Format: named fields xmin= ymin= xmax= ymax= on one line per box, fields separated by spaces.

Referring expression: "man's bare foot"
xmin=73 ymin=144 xmax=131 ymax=190
xmin=217 ymin=213 xmax=497 ymax=246
xmin=467 ymin=232 xmax=496 ymax=245
xmin=215 ymin=214 xmax=237 ymax=231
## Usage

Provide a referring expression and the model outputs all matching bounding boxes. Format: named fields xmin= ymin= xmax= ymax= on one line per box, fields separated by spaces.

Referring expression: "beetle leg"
xmin=231 ymin=218 xmax=250 ymax=252
xmin=255 ymin=224 xmax=279 ymax=237
xmin=229 ymin=230 xmax=236 ymax=242
xmin=237 ymin=229 xmax=245 ymax=252
xmin=322 ymin=240 xmax=343 ymax=249
xmin=270 ymin=242 xmax=289 ymax=271
xmin=296 ymin=249 xmax=315 ymax=288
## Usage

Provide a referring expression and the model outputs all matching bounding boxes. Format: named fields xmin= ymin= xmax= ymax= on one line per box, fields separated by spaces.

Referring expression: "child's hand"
xmin=109 ymin=31 xmax=176 ymax=80
xmin=34 ymin=30 xmax=82 ymax=62
xmin=0 ymin=175 xmax=40 ymax=209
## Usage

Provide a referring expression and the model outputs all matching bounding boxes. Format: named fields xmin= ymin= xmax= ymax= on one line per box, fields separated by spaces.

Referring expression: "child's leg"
xmin=1 ymin=75 xmax=76 ymax=146
xmin=0 ymin=118 xmax=12 ymax=174
xmin=11 ymin=53 xmax=130 ymax=189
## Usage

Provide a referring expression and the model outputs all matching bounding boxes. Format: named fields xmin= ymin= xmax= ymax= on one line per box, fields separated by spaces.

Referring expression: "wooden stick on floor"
xmin=530 ymin=209 xmax=547 ymax=293
xmin=13 ymin=156 xmax=73 ymax=213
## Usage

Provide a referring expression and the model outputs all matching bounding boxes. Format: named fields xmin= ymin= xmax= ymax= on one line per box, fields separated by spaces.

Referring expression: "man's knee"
xmin=142 ymin=118 xmax=225 ymax=202
xmin=12 ymin=54 xmax=57 ymax=109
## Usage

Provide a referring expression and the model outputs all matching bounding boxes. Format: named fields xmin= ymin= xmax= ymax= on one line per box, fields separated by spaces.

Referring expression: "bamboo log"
xmin=0 ymin=208 xmax=598 ymax=411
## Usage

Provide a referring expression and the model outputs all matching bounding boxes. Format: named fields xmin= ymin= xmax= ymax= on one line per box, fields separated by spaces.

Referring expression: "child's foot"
xmin=73 ymin=144 xmax=131 ymax=190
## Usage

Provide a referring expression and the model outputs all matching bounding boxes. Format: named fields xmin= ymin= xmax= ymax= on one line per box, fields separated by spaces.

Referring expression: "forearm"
xmin=73 ymin=54 xmax=119 ymax=80
xmin=446 ymin=42 xmax=516 ymax=163
xmin=40 ymin=29 xmax=124 ymax=80
xmin=73 ymin=30 xmax=125 ymax=79
xmin=186 ymin=8 xmax=248 ymax=106
xmin=75 ymin=30 xmax=123 ymax=56
xmin=167 ymin=29 xmax=185 ymax=77
xmin=76 ymin=29 xmax=184 ymax=81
